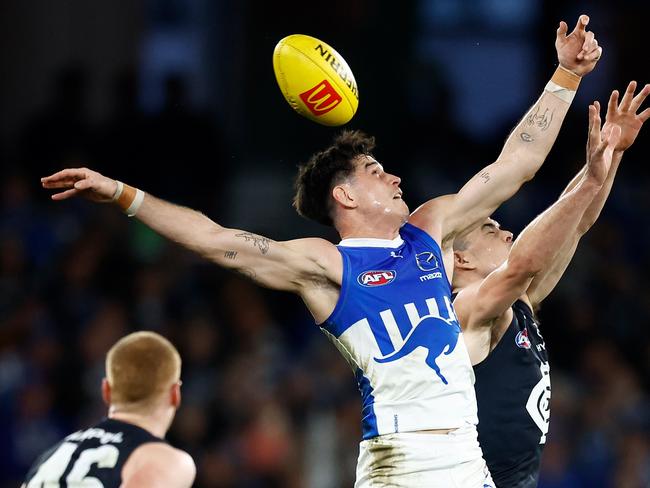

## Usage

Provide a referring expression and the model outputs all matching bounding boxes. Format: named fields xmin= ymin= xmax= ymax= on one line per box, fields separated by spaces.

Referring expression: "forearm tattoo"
xmin=520 ymin=106 xmax=555 ymax=143
xmin=520 ymin=132 xmax=535 ymax=142
xmin=235 ymin=232 xmax=270 ymax=254
xmin=224 ymin=251 xmax=238 ymax=260
xmin=479 ymin=171 xmax=491 ymax=183
xmin=526 ymin=106 xmax=554 ymax=131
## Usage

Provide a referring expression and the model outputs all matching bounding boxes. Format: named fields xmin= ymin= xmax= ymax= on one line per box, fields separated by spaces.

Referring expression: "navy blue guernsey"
xmin=470 ymin=300 xmax=551 ymax=488
xmin=24 ymin=418 xmax=166 ymax=487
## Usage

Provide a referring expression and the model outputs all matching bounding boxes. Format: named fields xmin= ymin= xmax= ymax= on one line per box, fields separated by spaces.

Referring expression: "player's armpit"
xmin=122 ymin=444 xmax=196 ymax=488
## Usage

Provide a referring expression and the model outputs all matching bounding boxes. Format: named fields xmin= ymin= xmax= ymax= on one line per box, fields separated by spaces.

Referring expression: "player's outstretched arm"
xmin=411 ymin=15 xmax=602 ymax=244
xmin=455 ymin=106 xmax=620 ymax=328
xmin=41 ymin=168 xmax=339 ymax=294
xmin=121 ymin=443 xmax=196 ymax=488
xmin=527 ymin=82 xmax=650 ymax=306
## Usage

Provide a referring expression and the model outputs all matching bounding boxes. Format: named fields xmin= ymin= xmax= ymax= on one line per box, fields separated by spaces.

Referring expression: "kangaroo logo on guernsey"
xmin=367 ymin=296 xmax=461 ymax=385
xmin=374 ymin=316 xmax=459 ymax=384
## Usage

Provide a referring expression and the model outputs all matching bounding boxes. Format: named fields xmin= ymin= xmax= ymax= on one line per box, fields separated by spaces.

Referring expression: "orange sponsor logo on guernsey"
xmin=299 ymin=79 xmax=342 ymax=116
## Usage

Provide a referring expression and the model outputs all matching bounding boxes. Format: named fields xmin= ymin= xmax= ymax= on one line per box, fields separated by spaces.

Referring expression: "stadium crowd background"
xmin=1 ymin=0 xmax=649 ymax=486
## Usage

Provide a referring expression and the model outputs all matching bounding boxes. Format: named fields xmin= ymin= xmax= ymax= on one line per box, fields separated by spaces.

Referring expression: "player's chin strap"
xmin=112 ymin=180 xmax=145 ymax=217
xmin=544 ymin=66 xmax=581 ymax=104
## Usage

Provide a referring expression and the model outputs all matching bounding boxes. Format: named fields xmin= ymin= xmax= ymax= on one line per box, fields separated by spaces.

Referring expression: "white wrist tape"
xmin=125 ymin=189 xmax=145 ymax=217
xmin=112 ymin=180 xmax=124 ymax=201
xmin=544 ymin=80 xmax=576 ymax=104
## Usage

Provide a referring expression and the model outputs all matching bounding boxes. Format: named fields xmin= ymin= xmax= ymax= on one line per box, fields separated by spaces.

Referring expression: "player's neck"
xmin=451 ymin=271 xmax=483 ymax=293
xmin=337 ymin=214 xmax=403 ymax=240
xmin=108 ymin=407 xmax=170 ymax=439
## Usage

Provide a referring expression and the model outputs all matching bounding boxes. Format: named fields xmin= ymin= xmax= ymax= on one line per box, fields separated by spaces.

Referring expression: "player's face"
xmin=466 ymin=218 xmax=514 ymax=275
xmin=349 ymin=155 xmax=409 ymax=221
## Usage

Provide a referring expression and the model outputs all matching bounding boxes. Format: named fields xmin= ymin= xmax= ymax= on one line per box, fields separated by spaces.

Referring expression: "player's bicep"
xmin=206 ymin=229 xmax=331 ymax=292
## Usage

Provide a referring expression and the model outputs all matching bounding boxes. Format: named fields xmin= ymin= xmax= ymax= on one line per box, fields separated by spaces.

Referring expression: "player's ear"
xmin=101 ymin=378 xmax=111 ymax=406
xmin=170 ymin=381 xmax=182 ymax=409
xmin=332 ymin=183 xmax=357 ymax=210
xmin=454 ymin=250 xmax=476 ymax=271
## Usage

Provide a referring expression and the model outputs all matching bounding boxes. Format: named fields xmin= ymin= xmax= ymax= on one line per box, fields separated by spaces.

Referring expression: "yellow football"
xmin=273 ymin=34 xmax=359 ymax=126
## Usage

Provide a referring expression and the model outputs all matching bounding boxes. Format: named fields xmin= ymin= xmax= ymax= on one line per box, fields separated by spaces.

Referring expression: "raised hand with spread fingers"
xmin=603 ymin=80 xmax=650 ymax=151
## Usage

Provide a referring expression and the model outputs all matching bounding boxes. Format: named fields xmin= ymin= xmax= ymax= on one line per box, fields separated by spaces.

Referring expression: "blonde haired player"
xmin=22 ymin=332 xmax=195 ymax=488
xmin=42 ymin=15 xmax=600 ymax=487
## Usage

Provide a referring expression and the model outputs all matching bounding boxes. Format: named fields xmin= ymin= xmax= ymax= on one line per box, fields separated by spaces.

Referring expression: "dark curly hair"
xmin=293 ymin=130 xmax=376 ymax=226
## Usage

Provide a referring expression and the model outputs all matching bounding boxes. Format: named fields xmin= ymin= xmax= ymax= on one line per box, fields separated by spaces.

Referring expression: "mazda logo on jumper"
xmin=415 ymin=251 xmax=439 ymax=271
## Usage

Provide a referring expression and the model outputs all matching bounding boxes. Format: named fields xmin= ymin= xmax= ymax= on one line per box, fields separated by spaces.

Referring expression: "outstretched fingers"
xmin=630 ymin=83 xmax=650 ymax=113
xmin=619 ymin=81 xmax=638 ymax=112
xmin=41 ymin=168 xmax=88 ymax=186
xmin=639 ymin=107 xmax=650 ymax=123
xmin=51 ymin=188 xmax=82 ymax=201
xmin=573 ymin=14 xmax=589 ymax=35
xmin=588 ymin=103 xmax=602 ymax=150
xmin=41 ymin=178 xmax=76 ymax=189
xmin=607 ymin=90 xmax=620 ymax=119
xmin=556 ymin=21 xmax=569 ymax=40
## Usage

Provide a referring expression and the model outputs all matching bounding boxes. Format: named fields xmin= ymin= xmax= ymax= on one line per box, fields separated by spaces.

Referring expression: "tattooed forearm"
xmin=235 ymin=232 xmax=270 ymax=254
xmin=479 ymin=171 xmax=490 ymax=183
xmin=224 ymin=251 xmax=238 ymax=260
xmin=525 ymin=106 xmax=554 ymax=132
xmin=520 ymin=132 xmax=534 ymax=142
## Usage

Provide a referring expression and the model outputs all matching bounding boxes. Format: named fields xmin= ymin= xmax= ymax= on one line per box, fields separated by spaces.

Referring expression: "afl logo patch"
xmin=515 ymin=328 xmax=531 ymax=349
xmin=358 ymin=270 xmax=396 ymax=287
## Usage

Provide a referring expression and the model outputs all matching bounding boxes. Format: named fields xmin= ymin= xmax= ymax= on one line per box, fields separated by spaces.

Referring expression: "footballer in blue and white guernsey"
xmin=41 ymin=15 xmax=602 ymax=487
xmin=452 ymin=81 xmax=649 ymax=488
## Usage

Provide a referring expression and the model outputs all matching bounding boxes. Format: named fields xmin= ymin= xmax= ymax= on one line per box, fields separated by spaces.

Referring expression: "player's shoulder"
xmin=283 ymin=237 xmax=340 ymax=264
xmin=283 ymin=236 xmax=336 ymax=249
xmin=123 ymin=442 xmax=195 ymax=488
xmin=128 ymin=441 xmax=194 ymax=469
xmin=407 ymin=194 xmax=455 ymax=244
